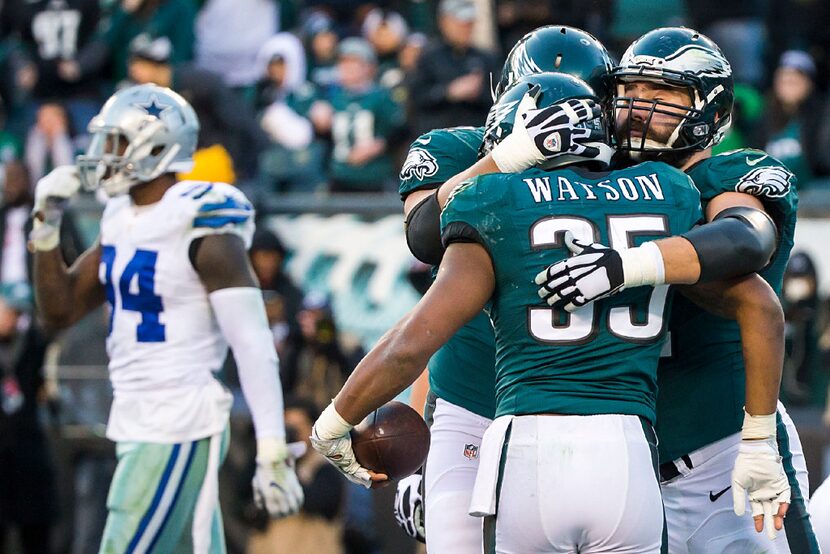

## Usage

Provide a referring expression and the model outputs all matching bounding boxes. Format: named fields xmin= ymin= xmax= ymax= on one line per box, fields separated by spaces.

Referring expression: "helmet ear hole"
xmin=151 ymin=145 xmax=164 ymax=156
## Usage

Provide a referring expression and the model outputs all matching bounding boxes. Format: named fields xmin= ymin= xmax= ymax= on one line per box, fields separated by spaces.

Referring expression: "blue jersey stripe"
xmin=126 ymin=444 xmax=181 ymax=553
xmin=193 ymin=215 xmax=250 ymax=228
xmin=199 ymin=195 xmax=252 ymax=214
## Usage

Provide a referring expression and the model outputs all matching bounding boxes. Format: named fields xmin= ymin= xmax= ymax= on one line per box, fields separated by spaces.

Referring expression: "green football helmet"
xmin=482 ymin=72 xmax=613 ymax=168
xmin=494 ymin=25 xmax=615 ymax=102
xmin=611 ymin=27 xmax=734 ymax=154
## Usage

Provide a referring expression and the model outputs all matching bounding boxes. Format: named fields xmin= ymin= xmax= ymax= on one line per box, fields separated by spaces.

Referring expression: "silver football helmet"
xmin=77 ymin=84 xmax=199 ymax=197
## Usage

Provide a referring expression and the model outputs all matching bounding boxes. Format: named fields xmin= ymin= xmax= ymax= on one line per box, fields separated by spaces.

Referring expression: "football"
xmin=351 ymin=400 xmax=431 ymax=481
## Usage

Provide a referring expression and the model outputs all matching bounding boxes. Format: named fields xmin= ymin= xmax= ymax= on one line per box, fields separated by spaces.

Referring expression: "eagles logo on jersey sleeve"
xmin=179 ymin=181 xmax=256 ymax=247
xmin=686 ymin=149 xmax=798 ymax=218
xmin=398 ymin=127 xmax=485 ymax=199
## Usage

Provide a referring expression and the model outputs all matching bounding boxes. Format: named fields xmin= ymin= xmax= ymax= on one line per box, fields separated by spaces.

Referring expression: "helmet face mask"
xmin=77 ymin=84 xmax=199 ymax=197
xmin=611 ymin=27 xmax=733 ymax=160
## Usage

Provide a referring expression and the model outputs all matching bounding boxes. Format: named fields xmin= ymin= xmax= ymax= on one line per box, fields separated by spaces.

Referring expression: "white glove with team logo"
xmin=30 ymin=165 xmax=81 ymax=251
xmin=491 ymin=90 xmax=604 ymax=173
xmin=310 ymin=402 xmax=373 ymax=488
xmin=393 ymin=471 xmax=426 ymax=543
xmin=252 ymin=437 xmax=305 ymax=518
xmin=535 ymin=231 xmax=665 ymax=311
xmin=732 ymin=411 xmax=791 ymax=540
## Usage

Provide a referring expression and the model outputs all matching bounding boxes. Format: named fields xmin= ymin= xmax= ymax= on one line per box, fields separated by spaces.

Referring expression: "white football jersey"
xmin=98 ymin=181 xmax=255 ymax=443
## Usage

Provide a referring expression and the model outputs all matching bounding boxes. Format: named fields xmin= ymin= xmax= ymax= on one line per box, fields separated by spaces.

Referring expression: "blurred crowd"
xmin=2 ymin=0 xmax=830 ymax=552
xmin=1 ymin=0 xmax=830 ymax=196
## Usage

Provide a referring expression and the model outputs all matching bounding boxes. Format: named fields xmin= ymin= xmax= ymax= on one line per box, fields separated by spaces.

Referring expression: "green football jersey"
xmin=328 ymin=86 xmax=405 ymax=188
xmin=441 ymin=163 xmax=703 ymax=422
xmin=657 ymin=149 xmax=798 ymax=462
xmin=399 ymin=126 xmax=496 ymax=419
xmin=399 ymin=126 xmax=485 ymax=199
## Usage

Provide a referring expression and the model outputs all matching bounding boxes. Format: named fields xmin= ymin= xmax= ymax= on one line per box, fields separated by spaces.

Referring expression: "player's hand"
xmin=732 ymin=438 xmax=790 ymax=540
xmin=311 ymin=402 xmax=388 ymax=489
xmin=520 ymin=98 xmax=605 ymax=160
xmin=535 ymin=231 xmax=625 ymax=311
xmin=30 ymin=165 xmax=81 ymax=251
xmin=393 ymin=471 xmax=426 ymax=542
xmin=251 ymin=438 xmax=304 ymax=519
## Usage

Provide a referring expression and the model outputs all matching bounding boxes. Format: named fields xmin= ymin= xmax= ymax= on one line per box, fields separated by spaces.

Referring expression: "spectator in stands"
xmin=67 ymin=0 xmax=197 ymax=86
xmin=408 ymin=0 xmax=497 ymax=135
xmin=781 ymin=252 xmax=822 ymax=406
xmin=280 ymin=291 xmax=362 ymax=412
xmin=256 ymin=33 xmax=326 ymax=192
xmin=0 ymin=283 xmax=56 ymax=554
xmin=127 ymin=34 xmax=269 ymax=180
xmin=686 ymin=0 xmax=765 ymax=87
xmin=249 ymin=228 xmax=304 ymax=355
xmin=304 ymin=12 xmax=340 ymax=93
xmin=0 ymin=161 xmax=83 ymax=282
xmin=24 ymin=103 xmax=74 ymax=183
xmin=248 ymin=396 xmax=346 ymax=554
xmin=195 ymin=0 xmax=296 ymax=94
xmin=0 ymin=0 xmax=102 ymax=133
xmin=760 ymin=50 xmax=825 ymax=189
xmin=311 ymin=38 xmax=406 ymax=192
xmin=0 ymin=102 xmax=22 ymax=164
xmin=362 ymin=8 xmax=408 ymax=95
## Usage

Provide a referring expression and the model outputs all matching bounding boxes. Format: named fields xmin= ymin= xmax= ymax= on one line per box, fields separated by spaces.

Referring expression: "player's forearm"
xmin=211 ymin=287 xmax=286 ymax=439
xmin=654 ymin=236 xmax=701 ymax=284
xmin=335 ymin=320 xmax=431 ymax=424
xmin=33 ymin=248 xmax=76 ymax=328
xmin=436 ymin=155 xmax=500 ymax=208
xmin=733 ymin=277 xmax=784 ymax=416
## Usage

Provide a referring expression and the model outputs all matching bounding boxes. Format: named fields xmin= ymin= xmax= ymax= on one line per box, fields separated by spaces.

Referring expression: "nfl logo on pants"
xmin=463 ymin=443 xmax=479 ymax=460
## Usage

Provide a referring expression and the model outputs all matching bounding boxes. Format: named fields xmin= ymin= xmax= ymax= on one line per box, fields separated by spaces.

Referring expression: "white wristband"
xmin=315 ymin=401 xmax=353 ymax=440
xmin=256 ymin=436 xmax=289 ymax=464
xmin=29 ymin=219 xmax=61 ymax=252
xmin=741 ymin=409 xmax=777 ymax=440
xmin=490 ymin=131 xmax=543 ymax=173
xmin=619 ymin=241 xmax=666 ymax=288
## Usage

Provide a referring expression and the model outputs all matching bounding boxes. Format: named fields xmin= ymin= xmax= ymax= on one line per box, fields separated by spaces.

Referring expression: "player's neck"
xmin=129 ymin=174 xmax=177 ymax=206
xmin=681 ymin=149 xmax=712 ymax=171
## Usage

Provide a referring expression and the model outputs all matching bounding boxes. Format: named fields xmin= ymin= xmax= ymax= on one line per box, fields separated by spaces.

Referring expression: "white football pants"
xmin=661 ymin=402 xmax=818 ymax=553
xmin=423 ymin=396 xmax=492 ymax=554
xmin=473 ymin=413 xmax=664 ymax=554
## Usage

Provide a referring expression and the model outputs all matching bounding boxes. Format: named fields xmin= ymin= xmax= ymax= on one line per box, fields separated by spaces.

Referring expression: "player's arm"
xmin=537 ymin=197 xmax=777 ymax=311
xmin=30 ymin=166 xmax=105 ymax=329
xmin=679 ymin=275 xmax=782 ymax=416
xmin=33 ymin=241 xmax=105 ymax=329
xmin=311 ymin=242 xmax=494 ymax=487
xmin=679 ymin=275 xmax=790 ymax=538
xmin=192 ymin=233 xmax=303 ymax=518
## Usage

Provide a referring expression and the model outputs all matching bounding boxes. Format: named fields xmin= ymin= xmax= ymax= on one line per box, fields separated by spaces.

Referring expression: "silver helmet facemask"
xmin=77 ymin=84 xmax=199 ymax=197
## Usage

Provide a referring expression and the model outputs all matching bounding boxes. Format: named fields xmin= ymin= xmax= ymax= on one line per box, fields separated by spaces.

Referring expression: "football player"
xmin=535 ymin=28 xmax=820 ymax=551
xmin=393 ymin=25 xmax=615 ymax=551
xmin=30 ymin=84 xmax=303 ymax=553
xmin=311 ymin=72 xmax=788 ymax=553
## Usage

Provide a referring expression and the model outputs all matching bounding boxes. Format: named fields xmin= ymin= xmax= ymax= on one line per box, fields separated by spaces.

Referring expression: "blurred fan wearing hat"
xmin=761 ymin=49 xmax=827 ymax=187
xmin=408 ymin=0 xmax=498 ymax=135
xmin=127 ymin=34 xmax=269 ymax=182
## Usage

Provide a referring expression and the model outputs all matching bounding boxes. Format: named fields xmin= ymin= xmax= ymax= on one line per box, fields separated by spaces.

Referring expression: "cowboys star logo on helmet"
xmin=400 ymin=148 xmax=439 ymax=181
xmin=735 ymin=166 xmax=793 ymax=199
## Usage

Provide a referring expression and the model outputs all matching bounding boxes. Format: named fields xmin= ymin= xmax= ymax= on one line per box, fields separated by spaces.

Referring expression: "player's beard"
xmin=615 ymin=116 xmax=694 ymax=168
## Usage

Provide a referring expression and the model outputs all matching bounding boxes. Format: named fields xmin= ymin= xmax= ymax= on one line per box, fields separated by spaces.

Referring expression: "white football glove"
xmin=393 ymin=471 xmax=426 ymax=543
xmin=30 ymin=165 xmax=81 ymax=251
xmin=310 ymin=402 xmax=373 ymax=489
xmin=491 ymin=89 xmax=605 ymax=173
xmin=535 ymin=231 xmax=665 ymax=311
xmin=252 ymin=437 xmax=305 ymax=519
xmin=732 ymin=412 xmax=791 ymax=540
